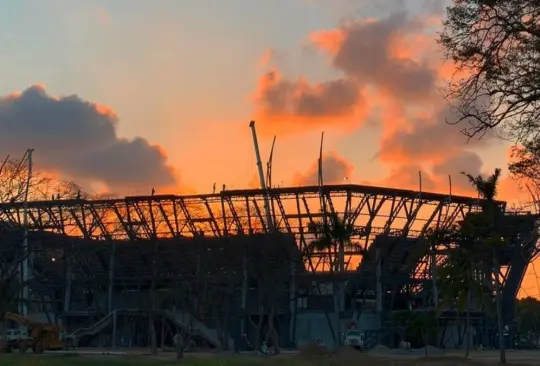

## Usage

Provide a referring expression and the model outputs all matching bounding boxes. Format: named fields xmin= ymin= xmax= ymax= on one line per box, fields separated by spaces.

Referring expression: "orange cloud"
xmin=250 ymin=10 xmax=510 ymax=203
xmin=257 ymin=48 xmax=276 ymax=68
xmin=309 ymin=28 xmax=345 ymax=55
xmin=252 ymin=69 xmax=367 ymax=135
xmin=293 ymin=151 xmax=354 ymax=186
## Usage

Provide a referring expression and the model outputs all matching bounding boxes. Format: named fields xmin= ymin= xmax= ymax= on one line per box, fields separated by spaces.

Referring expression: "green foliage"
xmin=509 ymin=139 xmax=540 ymax=194
xmin=436 ymin=227 xmax=493 ymax=315
xmin=391 ymin=310 xmax=438 ymax=349
xmin=407 ymin=311 xmax=438 ymax=341
xmin=516 ymin=297 xmax=540 ymax=335
xmin=436 ymin=169 xmax=505 ymax=314
xmin=0 ymin=354 xmax=370 ymax=366
xmin=440 ymin=0 xmax=540 ymax=141
xmin=304 ymin=212 xmax=359 ymax=271
xmin=462 ymin=168 xmax=501 ymax=202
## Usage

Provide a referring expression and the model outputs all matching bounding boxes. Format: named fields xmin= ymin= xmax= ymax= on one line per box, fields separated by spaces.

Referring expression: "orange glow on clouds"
xmin=252 ymin=68 xmax=369 ymax=136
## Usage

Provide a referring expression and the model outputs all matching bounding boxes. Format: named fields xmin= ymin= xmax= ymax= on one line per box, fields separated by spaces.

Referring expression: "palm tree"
xmin=462 ymin=168 xmax=506 ymax=364
xmin=462 ymin=168 xmax=502 ymax=202
xmin=436 ymin=224 xmax=488 ymax=358
xmin=306 ymin=212 xmax=357 ymax=348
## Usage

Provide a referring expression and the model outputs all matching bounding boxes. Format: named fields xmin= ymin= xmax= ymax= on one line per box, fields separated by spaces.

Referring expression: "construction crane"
xmin=248 ymin=121 xmax=274 ymax=232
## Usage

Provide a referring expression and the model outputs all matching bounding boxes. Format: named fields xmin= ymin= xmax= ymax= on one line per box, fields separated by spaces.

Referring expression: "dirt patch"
xmin=370 ymin=344 xmax=392 ymax=355
xmin=297 ymin=341 xmax=331 ymax=359
xmin=335 ymin=347 xmax=390 ymax=365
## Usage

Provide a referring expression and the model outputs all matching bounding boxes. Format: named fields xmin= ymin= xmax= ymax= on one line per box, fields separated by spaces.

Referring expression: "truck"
xmin=0 ymin=312 xmax=65 ymax=353
xmin=343 ymin=329 xmax=365 ymax=350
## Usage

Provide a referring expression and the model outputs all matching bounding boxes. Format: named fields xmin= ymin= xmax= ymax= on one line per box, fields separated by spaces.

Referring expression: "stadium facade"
xmin=0 ymin=184 xmax=537 ymax=350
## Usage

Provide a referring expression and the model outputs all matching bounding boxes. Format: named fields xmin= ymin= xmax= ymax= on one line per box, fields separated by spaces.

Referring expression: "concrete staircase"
xmin=68 ymin=309 xmax=232 ymax=349
xmin=70 ymin=311 xmax=115 ymax=346
xmin=163 ymin=311 xmax=232 ymax=349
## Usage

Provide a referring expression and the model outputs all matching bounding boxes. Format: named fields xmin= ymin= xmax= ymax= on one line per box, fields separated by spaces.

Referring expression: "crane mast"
xmin=248 ymin=121 xmax=274 ymax=232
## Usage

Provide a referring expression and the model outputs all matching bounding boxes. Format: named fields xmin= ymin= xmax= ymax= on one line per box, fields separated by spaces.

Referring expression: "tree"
xmin=461 ymin=168 xmax=507 ymax=363
xmin=437 ymin=224 xmax=488 ymax=357
xmin=509 ymin=140 xmax=540 ymax=199
xmin=0 ymin=155 xmax=87 ymax=321
xmin=305 ymin=212 xmax=358 ymax=348
xmin=246 ymin=243 xmax=289 ymax=354
xmin=516 ymin=297 xmax=540 ymax=344
xmin=439 ymin=1 xmax=540 ymax=141
xmin=462 ymin=168 xmax=501 ymax=203
xmin=0 ymin=225 xmax=29 ymax=319
xmin=408 ymin=311 xmax=438 ymax=356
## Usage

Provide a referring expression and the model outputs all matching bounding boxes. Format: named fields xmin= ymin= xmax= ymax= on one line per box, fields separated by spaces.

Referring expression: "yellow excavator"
xmin=0 ymin=312 xmax=64 ymax=353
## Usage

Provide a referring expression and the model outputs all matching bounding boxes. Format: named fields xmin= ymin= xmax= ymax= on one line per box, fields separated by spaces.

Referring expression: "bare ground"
xmin=1 ymin=348 xmax=539 ymax=365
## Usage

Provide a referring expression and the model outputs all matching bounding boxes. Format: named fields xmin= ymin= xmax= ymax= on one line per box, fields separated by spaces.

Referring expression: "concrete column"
xmin=112 ymin=310 xmax=117 ymax=349
xmin=240 ymin=250 xmax=248 ymax=335
xmin=64 ymin=264 xmax=72 ymax=313
xmin=289 ymin=255 xmax=296 ymax=347
xmin=376 ymin=248 xmax=382 ymax=343
xmin=431 ymin=249 xmax=438 ymax=308
xmin=108 ymin=244 xmax=116 ymax=313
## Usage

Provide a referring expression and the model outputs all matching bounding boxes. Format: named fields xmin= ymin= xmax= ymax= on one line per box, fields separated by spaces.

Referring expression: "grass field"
xmin=1 ymin=350 xmax=540 ymax=366
xmin=0 ymin=354 xmax=307 ymax=366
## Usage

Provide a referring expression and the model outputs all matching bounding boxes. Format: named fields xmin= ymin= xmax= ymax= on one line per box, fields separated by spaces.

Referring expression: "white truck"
xmin=343 ymin=329 xmax=365 ymax=350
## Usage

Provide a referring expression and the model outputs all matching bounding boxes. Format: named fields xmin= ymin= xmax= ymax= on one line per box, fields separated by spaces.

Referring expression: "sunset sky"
xmin=0 ymin=1 xmax=538 ymax=293
xmin=0 ymin=0 xmax=513 ymax=195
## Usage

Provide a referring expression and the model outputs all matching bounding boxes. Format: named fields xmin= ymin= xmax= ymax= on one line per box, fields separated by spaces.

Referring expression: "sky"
xmin=0 ymin=1 xmax=538 ymax=293
xmin=0 ymin=0 xmax=515 ymax=197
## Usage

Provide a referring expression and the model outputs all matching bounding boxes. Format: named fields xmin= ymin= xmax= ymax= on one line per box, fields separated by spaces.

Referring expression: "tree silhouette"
xmin=462 ymin=168 xmax=506 ymax=363
xmin=439 ymin=1 xmax=540 ymax=142
xmin=305 ymin=212 xmax=359 ymax=348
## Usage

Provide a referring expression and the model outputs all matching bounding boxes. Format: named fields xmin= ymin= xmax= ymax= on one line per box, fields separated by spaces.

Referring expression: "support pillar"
xmin=240 ymin=249 xmax=248 ymax=335
xmin=376 ymin=248 xmax=382 ymax=344
xmin=108 ymin=244 xmax=116 ymax=313
xmin=431 ymin=248 xmax=438 ymax=308
xmin=112 ymin=310 xmax=117 ymax=349
xmin=64 ymin=264 xmax=72 ymax=313
xmin=289 ymin=253 xmax=296 ymax=347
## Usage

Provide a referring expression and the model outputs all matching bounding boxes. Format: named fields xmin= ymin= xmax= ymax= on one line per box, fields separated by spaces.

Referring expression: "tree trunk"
xmin=264 ymin=310 xmax=281 ymax=354
xmin=465 ymin=289 xmax=471 ymax=358
xmin=149 ymin=239 xmax=158 ymax=355
xmin=494 ymin=255 xmax=507 ymax=364
xmin=333 ymin=282 xmax=342 ymax=349
xmin=149 ymin=317 xmax=157 ymax=355
xmin=338 ymin=238 xmax=345 ymax=312
xmin=423 ymin=330 xmax=427 ymax=357
xmin=247 ymin=312 xmax=265 ymax=350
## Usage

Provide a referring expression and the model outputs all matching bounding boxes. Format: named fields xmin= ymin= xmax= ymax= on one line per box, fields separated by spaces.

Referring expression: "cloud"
xmin=378 ymin=116 xmax=494 ymax=164
xmin=252 ymin=9 xmax=515 ymax=198
xmin=294 ymin=151 xmax=353 ymax=185
xmin=253 ymin=69 xmax=366 ymax=134
xmin=251 ymin=11 xmax=439 ymax=134
xmin=380 ymin=164 xmax=435 ymax=191
xmin=432 ymin=151 xmax=483 ymax=192
xmin=314 ymin=12 xmax=437 ymax=102
xmin=0 ymin=85 xmax=176 ymax=192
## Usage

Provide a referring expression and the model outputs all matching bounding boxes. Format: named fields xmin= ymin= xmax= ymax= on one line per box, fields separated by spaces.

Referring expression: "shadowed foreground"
xmin=2 ymin=351 xmax=540 ymax=366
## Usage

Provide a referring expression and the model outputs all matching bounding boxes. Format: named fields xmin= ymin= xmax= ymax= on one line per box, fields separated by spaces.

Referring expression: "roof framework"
xmin=0 ymin=184 xmax=498 ymax=272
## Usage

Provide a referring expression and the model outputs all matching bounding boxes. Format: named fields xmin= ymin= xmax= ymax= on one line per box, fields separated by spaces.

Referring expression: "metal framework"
xmin=2 ymin=183 xmax=538 ymax=350
xmin=0 ymin=184 xmax=497 ymax=272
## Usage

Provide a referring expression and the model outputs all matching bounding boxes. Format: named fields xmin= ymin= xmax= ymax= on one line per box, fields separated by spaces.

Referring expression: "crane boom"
xmin=248 ymin=121 xmax=274 ymax=232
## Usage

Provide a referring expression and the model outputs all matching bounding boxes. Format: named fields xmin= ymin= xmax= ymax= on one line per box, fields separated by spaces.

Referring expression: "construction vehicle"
xmin=343 ymin=320 xmax=365 ymax=350
xmin=0 ymin=312 xmax=64 ymax=353
xmin=343 ymin=329 xmax=365 ymax=350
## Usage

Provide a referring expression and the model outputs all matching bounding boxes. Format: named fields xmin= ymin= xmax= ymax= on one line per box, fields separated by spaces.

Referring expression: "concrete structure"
xmin=0 ymin=184 xmax=536 ymax=350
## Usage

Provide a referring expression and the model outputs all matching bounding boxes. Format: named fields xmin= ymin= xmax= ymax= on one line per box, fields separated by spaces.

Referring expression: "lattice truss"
xmin=0 ymin=184 xmax=494 ymax=276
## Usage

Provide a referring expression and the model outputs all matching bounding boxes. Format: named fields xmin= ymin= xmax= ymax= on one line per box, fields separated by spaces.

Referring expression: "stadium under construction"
xmin=0 ymin=184 xmax=538 ymax=350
